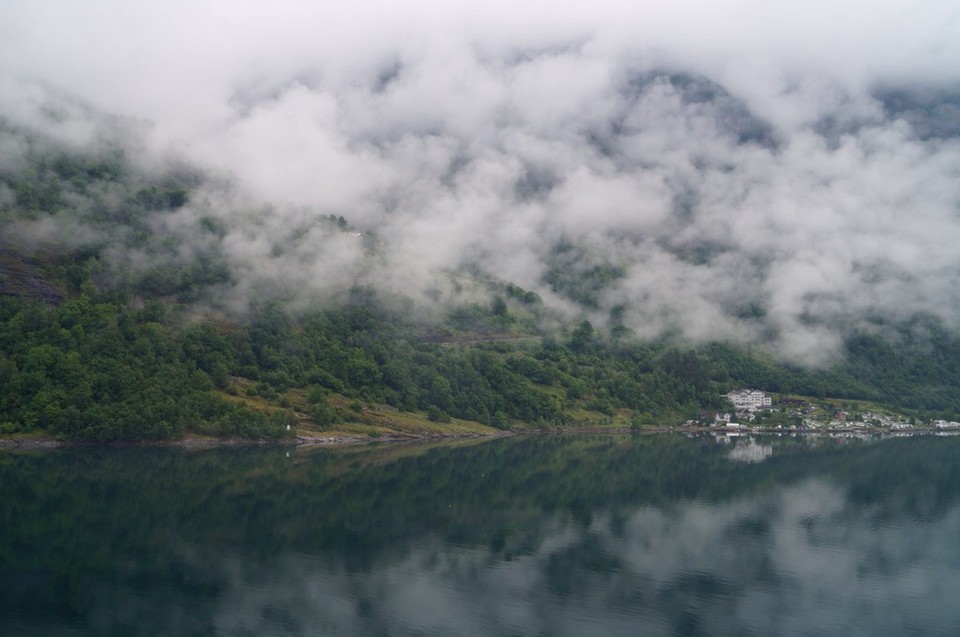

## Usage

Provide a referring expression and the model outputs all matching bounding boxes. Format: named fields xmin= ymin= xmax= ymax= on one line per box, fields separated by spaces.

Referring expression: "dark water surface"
xmin=3 ymin=433 xmax=960 ymax=636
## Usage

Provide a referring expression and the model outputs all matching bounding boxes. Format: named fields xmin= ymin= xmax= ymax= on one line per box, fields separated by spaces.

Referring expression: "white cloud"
xmin=2 ymin=0 xmax=960 ymax=361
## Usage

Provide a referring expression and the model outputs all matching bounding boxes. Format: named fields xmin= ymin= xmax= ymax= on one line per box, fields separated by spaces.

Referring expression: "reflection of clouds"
xmin=91 ymin=480 xmax=955 ymax=636
xmin=592 ymin=481 xmax=960 ymax=635
xmin=31 ymin=472 xmax=956 ymax=636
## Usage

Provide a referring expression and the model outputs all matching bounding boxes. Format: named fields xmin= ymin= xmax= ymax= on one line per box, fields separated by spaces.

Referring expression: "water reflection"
xmin=724 ymin=437 xmax=773 ymax=463
xmin=2 ymin=435 xmax=960 ymax=636
xmin=194 ymin=482 xmax=959 ymax=636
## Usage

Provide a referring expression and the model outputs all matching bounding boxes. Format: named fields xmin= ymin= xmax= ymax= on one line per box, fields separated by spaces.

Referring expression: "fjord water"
xmin=3 ymin=435 xmax=960 ymax=636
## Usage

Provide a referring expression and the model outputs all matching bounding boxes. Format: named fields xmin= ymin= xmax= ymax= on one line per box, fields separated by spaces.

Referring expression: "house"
xmin=725 ymin=389 xmax=772 ymax=412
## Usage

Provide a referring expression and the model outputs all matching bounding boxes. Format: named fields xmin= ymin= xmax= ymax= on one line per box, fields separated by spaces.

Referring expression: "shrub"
xmin=427 ymin=405 xmax=450 ymax=423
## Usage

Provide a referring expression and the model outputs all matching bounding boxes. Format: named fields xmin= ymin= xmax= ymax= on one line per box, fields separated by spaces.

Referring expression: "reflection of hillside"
xmin=3 ymin=434 xmax=960 ymax=633
xmin=3 ymin=436 xmax=960 ymax=556
xmin=7 ymin=461 xmax=960 ymax=636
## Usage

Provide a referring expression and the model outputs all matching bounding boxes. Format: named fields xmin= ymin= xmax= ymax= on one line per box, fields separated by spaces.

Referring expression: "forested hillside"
xmin=3 ymin=130 xmax=960 ymax=441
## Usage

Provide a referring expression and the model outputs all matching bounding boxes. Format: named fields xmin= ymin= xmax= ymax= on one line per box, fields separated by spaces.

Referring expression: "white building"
xmin=725 ymin=389 xmax=772 ymax=411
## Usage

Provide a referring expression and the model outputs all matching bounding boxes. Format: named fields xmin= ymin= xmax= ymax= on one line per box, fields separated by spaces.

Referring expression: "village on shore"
xmin=689 ymin=389 xmax=960 ymax=433
xmin=5 ymin=386 xmax=958 ymax=451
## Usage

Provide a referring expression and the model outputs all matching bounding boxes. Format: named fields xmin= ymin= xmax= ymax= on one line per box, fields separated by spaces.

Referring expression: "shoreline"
xmin=0 ymin=429 xmax=515 ymax=451
xmin=1 ymin=424 xmax=953 ymax=451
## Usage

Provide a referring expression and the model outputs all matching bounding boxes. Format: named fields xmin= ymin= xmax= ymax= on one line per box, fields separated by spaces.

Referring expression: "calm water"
xmin=2 ymin=433 xmax=960 ymax=636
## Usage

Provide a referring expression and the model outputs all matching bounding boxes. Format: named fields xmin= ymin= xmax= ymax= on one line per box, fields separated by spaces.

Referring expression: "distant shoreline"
xmin=0 ymin=429 xmax=515 ymax=450
xmin=3 ymin=425 xmax=956 ymax=451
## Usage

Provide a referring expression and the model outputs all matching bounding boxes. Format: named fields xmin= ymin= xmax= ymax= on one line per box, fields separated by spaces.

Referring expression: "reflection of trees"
xmin=2 ymin=435 xmax=960 ymax=633
xmin=3 ymin=436 xmax=960 ymax=559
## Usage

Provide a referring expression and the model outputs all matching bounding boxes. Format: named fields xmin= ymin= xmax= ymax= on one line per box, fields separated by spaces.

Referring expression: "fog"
xmin=2 ymin=0 xmax=959 ymax=363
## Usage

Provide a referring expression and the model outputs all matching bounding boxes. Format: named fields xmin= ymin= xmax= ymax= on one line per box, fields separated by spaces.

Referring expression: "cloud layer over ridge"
xmin=2 ymin=0 xmax=960 ymax=363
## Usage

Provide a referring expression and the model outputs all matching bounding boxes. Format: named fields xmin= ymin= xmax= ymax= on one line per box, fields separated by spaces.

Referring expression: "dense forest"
xmin=3 ymin=130 xmax=960 ymax=441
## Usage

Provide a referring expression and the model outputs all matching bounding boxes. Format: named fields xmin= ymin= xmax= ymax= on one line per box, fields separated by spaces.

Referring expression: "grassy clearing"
xmin=218 ymin=377 xmax=500 ymax=438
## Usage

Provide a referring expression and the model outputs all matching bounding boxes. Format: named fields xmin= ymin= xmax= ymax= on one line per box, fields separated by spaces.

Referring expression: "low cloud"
xmin=2 ymin=0 xmax=960 ymax=363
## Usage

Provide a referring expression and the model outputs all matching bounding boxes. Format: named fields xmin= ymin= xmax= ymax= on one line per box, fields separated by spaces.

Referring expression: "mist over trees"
xmin=3 ymin=112 xmax=960 ymax=441
xmin=3 ymin=19 xmax=960 ymax=365
xmin=2 ymin=1 xmax=960 ymax=439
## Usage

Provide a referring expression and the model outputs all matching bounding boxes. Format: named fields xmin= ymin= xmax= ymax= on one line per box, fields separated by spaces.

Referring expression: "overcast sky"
xmin=2 ymin=0 xmax=960 ymax=362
